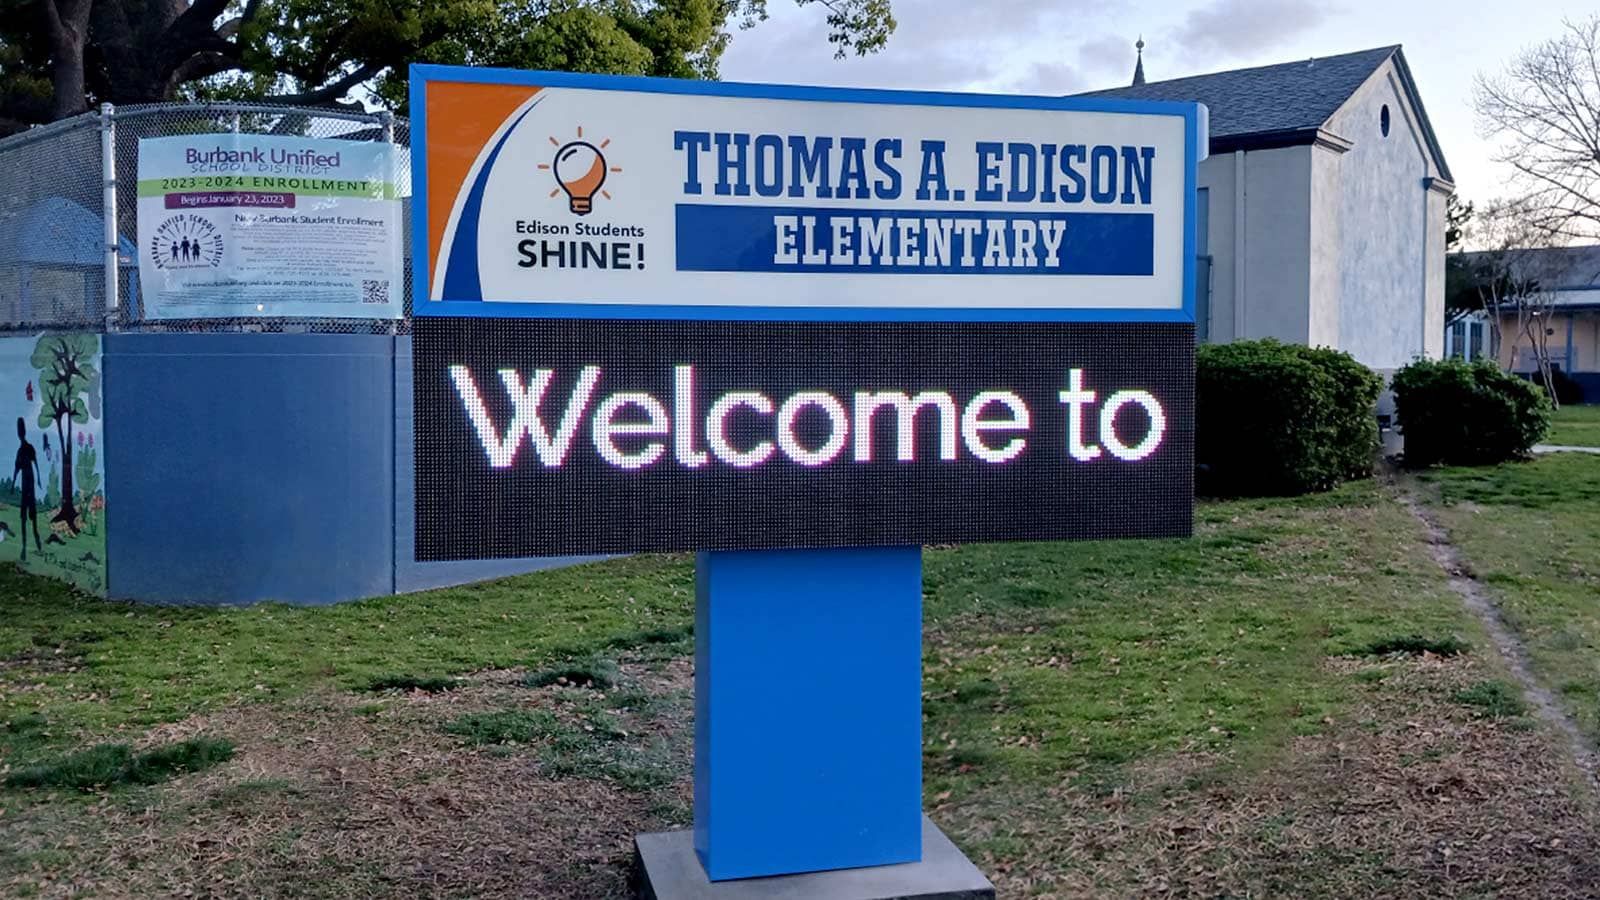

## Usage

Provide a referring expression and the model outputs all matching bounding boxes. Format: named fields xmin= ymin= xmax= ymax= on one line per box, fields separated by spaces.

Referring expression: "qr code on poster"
xmin=362 ymin=279 xmax=391 ymax=305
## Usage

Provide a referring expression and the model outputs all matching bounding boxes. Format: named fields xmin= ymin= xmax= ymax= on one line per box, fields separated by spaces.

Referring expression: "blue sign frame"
xmin=408 ymin=64 xmax=1202 ymax=324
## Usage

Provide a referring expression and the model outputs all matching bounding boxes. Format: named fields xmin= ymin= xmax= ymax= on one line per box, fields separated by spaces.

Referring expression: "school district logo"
xmin=149 ymin=214 xmax=223 ymax=269
xmin=538 ymin=127 xmax=622 ymax=216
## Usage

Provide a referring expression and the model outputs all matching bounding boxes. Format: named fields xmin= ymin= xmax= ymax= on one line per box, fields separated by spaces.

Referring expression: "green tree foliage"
xmin=0 ymin=0 xmax=896 ymax=135
xmin=1444 ymin=194 xmax=1481 ymax=322
xmin=30 ymin=334 xmax=99 ymax=532
xmin=1195 ymin=340 xmax=1383 ymax=497
xmin=1391 ymin=358 xmax=1550 ymax=467
xmin=1445 ymin=193 xmax=1473 ymax=252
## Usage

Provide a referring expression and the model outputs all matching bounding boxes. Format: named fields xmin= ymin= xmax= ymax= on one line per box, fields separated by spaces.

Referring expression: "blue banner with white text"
xmin=674 ymin=205 xmax=1153 ymax=276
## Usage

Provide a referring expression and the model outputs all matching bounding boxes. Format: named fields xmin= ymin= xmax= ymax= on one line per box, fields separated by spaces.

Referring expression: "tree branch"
xmin=169 ymin=51 xmax=241 ymax=85
xmin=266 ymin=62 xmax=383 ymax=106
xmin=170 ymin=0 xmax=234 ymax=35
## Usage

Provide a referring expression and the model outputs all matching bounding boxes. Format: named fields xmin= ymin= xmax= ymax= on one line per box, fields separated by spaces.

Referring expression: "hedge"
xmin=1390 ymin=358 xmax=1550 ymax=467
xmin=1196 ymin=340 xmax=1383 ymax=497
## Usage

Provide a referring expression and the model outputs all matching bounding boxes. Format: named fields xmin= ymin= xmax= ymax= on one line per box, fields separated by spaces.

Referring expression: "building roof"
xmin=1081 ymin=45 xmax=1453 ymax=182
xmin=1453 ymin=245 xmax=1600 ymax=307
xmin=0 ymin=197 xmax=135 ymax=268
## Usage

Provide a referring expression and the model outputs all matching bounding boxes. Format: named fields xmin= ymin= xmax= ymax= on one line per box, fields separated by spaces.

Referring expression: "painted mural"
xmin=0 ymin=333 xmax=105 ymax=595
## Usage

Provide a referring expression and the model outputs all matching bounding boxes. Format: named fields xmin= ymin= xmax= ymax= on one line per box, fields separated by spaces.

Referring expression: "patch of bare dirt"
xmin=941 ymin=654 xmax=1600 ymax=898
xmin=1392 ymin=482 xmax=1600 ymax=792
xmin=2 ymin=656 xmax=694 ymax=899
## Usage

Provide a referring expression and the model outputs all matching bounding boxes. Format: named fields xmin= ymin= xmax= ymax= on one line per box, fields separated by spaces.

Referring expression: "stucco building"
xmin=1087 ymin=45 xmax=1452 ymax=372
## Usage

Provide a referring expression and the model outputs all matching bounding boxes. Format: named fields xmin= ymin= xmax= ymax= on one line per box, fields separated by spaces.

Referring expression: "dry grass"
xmin=6 ymin=650 xmax=1596 ymax=898
xmin=1 ymin=656 xmax=694 ymax=899
xmin=941 ymin=653 xmax=1600 ymax=898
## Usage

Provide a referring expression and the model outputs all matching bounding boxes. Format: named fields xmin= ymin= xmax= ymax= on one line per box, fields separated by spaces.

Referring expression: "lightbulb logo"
xmin=538 ymin=126 xmax=622 ymax=216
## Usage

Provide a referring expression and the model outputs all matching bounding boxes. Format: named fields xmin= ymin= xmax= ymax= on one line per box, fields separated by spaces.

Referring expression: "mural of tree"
xmin=75 ymin=446 xmax=100 ymax=501
xmin=30 ymin=334 xmax=99 ymax=533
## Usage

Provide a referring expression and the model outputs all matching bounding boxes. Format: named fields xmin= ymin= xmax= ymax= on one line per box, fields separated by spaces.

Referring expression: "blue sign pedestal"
xmin=693 ymin=546 xmax=924 ymax=881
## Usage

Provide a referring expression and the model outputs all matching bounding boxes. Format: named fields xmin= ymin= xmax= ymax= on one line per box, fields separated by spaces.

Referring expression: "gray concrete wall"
xmin=1240 ymin=145 xmax=1314 ymax=344
xmin=1197 ymin=152 xmax=1238 ymax=343
xmin=1423 ymin=184 xmax=1447 ymax=360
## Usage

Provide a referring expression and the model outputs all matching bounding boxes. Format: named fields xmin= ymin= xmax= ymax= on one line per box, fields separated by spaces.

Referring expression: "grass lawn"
xmin=1547 ymin=403 xmax=1600 ymax=446
xmin=1420 ymin=451 xmax=1600 ymax=742
xmin=0 ymin=553 xmax=694 ymax=748
xmin=2 ymin=480 xmax=1598 ymax=896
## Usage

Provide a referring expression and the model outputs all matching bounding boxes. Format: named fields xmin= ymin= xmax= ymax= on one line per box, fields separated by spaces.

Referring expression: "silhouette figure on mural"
xmin=13 ymin=418 xmax=42 ymax=560
xmin=180 ymin=237 xmax=192 ymax=262
xmin=170 ymin=241 xmax=180 ymax=263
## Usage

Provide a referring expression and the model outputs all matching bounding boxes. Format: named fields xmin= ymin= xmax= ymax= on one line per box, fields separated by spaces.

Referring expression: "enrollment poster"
xmin=136 ymin=133 xmax=403 ymax=319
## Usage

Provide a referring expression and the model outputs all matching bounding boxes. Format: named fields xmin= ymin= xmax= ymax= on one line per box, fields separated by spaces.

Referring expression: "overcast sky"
xmin=720 ymin=0 xmax=1594 ymax=207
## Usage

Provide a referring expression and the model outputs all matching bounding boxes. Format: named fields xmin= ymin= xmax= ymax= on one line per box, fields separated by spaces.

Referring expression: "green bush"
xmin=1195 ymin=340 xmax=1383 ymax=497
xmin=1390 ymin=358 xmax=1550 ymax=467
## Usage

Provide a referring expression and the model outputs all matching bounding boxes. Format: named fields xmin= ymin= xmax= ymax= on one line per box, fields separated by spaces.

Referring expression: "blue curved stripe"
xmin=441 ymin=97 xmax=543 ymax=302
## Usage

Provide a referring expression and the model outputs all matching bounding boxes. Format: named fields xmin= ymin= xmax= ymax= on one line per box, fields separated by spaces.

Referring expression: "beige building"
xmin=1448 ymin=245 xmax=1600 ymax=400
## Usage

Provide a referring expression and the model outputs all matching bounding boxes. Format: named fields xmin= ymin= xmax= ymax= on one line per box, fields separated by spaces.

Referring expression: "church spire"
xmin=1132 ymin=36 xmax=1147 ymax=86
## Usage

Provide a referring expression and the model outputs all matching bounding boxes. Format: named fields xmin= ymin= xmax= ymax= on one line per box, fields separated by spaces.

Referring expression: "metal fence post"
xmin=100 ymin=102 xmax=119 ymax=329
xmin=379 ymin=110 xmax=399 ymax=335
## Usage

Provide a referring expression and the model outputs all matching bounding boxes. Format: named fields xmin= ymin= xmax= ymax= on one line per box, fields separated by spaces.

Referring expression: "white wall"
xmin=1308 ymin=143 xmax=1345 ymax=349
xmin=1325 ymin=60 xmax=1446 ymax=371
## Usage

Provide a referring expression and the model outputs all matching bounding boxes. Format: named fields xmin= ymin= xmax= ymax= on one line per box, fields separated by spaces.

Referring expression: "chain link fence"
xmin=0 ymin=102 xmax=413 ymax=335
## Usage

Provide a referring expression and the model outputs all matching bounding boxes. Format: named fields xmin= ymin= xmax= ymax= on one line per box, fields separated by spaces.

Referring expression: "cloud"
xmin=1168 ymin=0 xmax=1330 ymax=60
xmin=721 ymin=0 xmax=1104 ymax=92
xmin=1073 ymin=34 xmax=1140 ymax=90
xmin=1008 ymin=61 xmax=1088 ymax=96
xmin=1078 ymin=34 xmax=1136 ymax=76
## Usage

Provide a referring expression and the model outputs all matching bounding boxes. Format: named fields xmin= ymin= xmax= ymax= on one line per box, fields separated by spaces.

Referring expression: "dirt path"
xmin=1392 ymin=477 xmax=1600 ymax=793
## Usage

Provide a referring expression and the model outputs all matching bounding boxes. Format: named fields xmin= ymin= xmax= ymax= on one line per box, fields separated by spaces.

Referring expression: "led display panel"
xmin=414 ymin=317 xmax=1193 ymax=559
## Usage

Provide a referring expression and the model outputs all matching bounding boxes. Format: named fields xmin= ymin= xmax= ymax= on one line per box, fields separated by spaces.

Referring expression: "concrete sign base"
xmin=634 ymin=816 xmax=995 ymax=900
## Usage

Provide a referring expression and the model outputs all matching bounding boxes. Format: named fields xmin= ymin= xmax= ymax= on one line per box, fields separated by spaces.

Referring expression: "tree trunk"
xmin=52 ymin=414 xmax=78 ymax=532
xmin=1486 ymin=299 xmax=1505 ymax=370
xmin=1525 ymin=317 xmax=1561 ymax=411
xmin=44 ymin=0 xmax=94 ymax=121
xmin=1537 ymin=320 xmax=1561 ymax=411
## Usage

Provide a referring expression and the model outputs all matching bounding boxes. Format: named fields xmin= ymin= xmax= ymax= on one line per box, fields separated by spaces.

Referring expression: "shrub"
xmin=1195 ymin=340 xmax=1383 ymax=497
xmin=1390 ymin=358 xmax=1550 ymax=467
